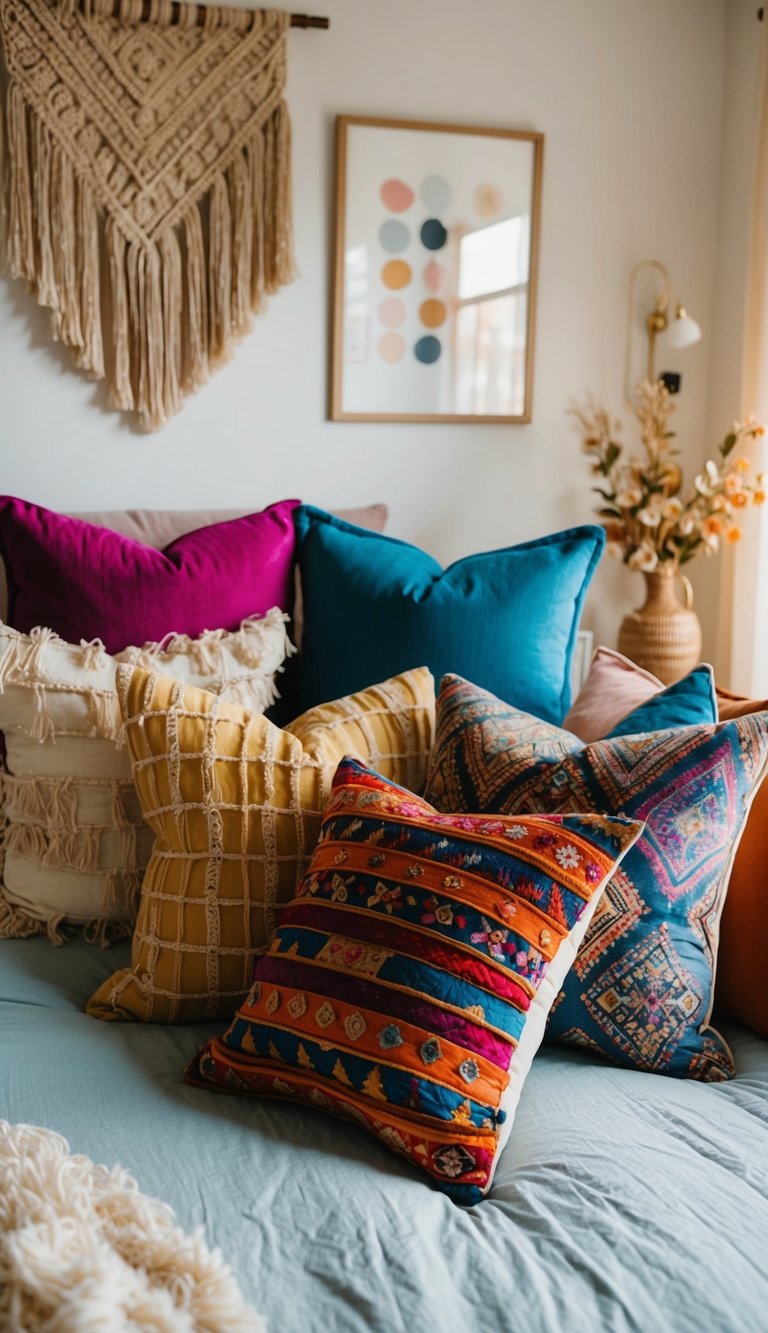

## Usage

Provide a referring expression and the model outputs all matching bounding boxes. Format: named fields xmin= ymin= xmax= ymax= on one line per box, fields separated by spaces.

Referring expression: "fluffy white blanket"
xmin=0 ymin=1122 xmax=265 ymax=1332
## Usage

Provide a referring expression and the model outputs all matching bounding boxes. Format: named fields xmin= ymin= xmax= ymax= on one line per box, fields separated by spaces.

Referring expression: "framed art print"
xmin=330 ymin=116 xmax=544 ymax=423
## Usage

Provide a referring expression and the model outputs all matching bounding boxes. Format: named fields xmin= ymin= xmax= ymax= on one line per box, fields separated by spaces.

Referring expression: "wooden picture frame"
xmin=330 ymin=115 xmax=544 ymax=424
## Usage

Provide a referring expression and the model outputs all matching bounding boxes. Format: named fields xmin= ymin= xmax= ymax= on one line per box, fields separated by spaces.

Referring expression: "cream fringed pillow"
xmin=0 ymin=614 xmax=292 ymax=944
xmin=86 ymin=664 xmax=435 ymax=1025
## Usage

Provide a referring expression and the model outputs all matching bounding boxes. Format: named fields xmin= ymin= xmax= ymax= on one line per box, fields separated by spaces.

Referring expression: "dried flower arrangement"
xmin=571 ymin=379 xmax=765 ymax=572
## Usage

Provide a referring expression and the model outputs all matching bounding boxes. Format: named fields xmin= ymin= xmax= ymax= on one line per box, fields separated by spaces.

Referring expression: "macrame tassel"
xmin=83 ymin=914 xmax=133 ymax=948
xmin=138 ymin=242 xmax=165 ymax=430
xmin=79 ymin=638 xmax=108 ymax=671
xmin=125 ymin=239 xmax=167 ymax=430
xmin=102 ymin=867 xmax=140 ymax=925
xmin=50 ymin=142 xmax=84 ymax=350
xmin=228 ymin=150 xmax=253 ymax=338
xmin=87 ymin=690 xmax=122 ymax=741
xmin=208 ymin=174 xmax=232 ymax=367
xmin=6 ymin=823 xmax=49 ymax=863
xmin=182 ymin=206 xmax=209 ymax=390
xmin=248 ymin=135 xmax=265 ymax=313
xmin=160 ymin=229 xmax=182 ymax=422
xmin=0 ymin=894 xmax=45 ymax=941
xmin=30 ymin=684 xmax=55 ymax=744
xmin=1 ymin=775 xmax=49 ymax=826
xmin=107 ymin=220 xmax=134 ymax=410
xmin=76 ymin=176 xmax=105 ymax=379
xmin=6 ymin=86 xmax=35 ymax=284
xmin=263 ymin=99 xmax=295 ymax=294
xmin=46 ymin=912 xmax=69 ymax=946
xmin=32 ymin=117 xmax=57 ymax=308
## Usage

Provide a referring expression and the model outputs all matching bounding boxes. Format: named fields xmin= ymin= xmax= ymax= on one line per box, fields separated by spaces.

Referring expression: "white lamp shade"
xmin=667 ymin=311 xmax=702 ymax=350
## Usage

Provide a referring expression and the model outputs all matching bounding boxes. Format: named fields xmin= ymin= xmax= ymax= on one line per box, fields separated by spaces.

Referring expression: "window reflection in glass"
xmin=455 ymin=215 xmax=530 ymax=414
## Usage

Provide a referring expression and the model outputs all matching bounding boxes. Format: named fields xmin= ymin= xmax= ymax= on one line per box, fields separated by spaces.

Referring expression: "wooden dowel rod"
xmin=290 ymin=12 xmax=329 ymax=26
xmin=79 ymin=3 xmax=329 ymax=27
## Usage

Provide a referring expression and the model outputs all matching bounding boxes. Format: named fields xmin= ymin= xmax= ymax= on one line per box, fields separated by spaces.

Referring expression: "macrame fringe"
xmin=120 ymin=608 xmax=295 ymax=705
xmin=0 ymin=1120 xmax=264 ymax=1332
xmin=0 ymin=892 xmax=45 ymax=941
xmin=1 ymin=65 xmax=293 ymax=430
xmin=83 ymin=914 xmax=133 ymax=948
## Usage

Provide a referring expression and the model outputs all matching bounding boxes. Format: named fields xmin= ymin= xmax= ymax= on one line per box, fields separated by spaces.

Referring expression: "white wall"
xmin=709 ymin=0 xmax=763 ymax=689
xmin=0 ymin=0 xmax=729 ymax=656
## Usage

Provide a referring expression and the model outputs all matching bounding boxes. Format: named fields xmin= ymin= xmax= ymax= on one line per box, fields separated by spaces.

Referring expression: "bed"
xmin=4 ymin=935 xmax=767 ymax=1333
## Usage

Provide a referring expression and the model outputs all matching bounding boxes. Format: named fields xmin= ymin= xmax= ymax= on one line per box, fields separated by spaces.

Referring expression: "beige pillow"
xmin=0 ymin=612 xmax=292 ymax=944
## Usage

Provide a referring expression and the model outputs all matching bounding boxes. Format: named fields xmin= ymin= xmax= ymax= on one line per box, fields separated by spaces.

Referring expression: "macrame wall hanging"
xmin=0 ymin=0 xmax=302 ymax=430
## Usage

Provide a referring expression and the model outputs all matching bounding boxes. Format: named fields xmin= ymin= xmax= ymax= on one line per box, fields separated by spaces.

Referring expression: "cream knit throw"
xmin=0 ymin=1121 xmax=265 ymax=1331
xmin=0 ymin=0 xmax=294 ymax=430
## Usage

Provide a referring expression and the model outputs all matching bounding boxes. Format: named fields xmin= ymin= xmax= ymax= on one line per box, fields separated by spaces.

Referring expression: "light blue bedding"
xmin=2 ymin=937 xmax=767 ymax=1333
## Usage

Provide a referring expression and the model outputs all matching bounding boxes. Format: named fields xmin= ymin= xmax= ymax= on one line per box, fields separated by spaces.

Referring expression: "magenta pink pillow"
xmin=0 ymin=497 xmax=301 ymax=653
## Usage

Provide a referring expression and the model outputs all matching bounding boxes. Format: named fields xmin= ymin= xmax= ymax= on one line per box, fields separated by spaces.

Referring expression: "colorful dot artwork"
xmin=418 ymin=299 xmax=446 ymax=329
xmin=423 ymin=261 xmax=446 ymax=293
xmin=378 ymin=332 xmax=405 ymax=363
xmin=473 ymin=183 xmax=504 ymax=220
xmin=380 ymin=178 xmax=414 ymax=212
xmin=369 ymin=169 xmax=506 ymax=373
xmin=414 ymin=335 xmax=441 ymax=364
xmin=378 ymin=219 xmax=410 ymax=254
xmin=420 ymin=219 xmax=447 ymax=251
xmin=378 ymin=297 xmax=406 ymax=328
xmin=381 ymin=259 xmax=412 ymax=290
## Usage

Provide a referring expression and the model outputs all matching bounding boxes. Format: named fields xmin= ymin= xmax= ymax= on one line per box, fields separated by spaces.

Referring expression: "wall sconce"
xmin=624 ymin=258 xmax=702 ymax=403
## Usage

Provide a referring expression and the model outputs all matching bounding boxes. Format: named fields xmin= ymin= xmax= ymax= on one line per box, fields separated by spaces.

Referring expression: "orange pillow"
xmin=715 ymin=686 xmax=768 ymax=1037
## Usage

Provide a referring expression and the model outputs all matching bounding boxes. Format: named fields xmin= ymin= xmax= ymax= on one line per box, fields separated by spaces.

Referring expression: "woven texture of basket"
xmin=617 ymin=567 xmax=702 ymax=685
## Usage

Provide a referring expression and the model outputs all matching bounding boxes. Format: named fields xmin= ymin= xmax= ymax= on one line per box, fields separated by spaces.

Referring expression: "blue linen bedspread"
xmin=2 ymin=937 xmax=767 ymax=1333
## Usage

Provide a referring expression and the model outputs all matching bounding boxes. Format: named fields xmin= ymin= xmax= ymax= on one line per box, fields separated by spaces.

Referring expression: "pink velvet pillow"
xmin=0 ymin=496 xmax=301 ymax=653
xmin=562 ymin=646 xmax=662 ymax=742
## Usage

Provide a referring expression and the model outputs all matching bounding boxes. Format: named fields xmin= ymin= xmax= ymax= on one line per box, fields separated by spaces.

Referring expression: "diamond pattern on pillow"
xmin=424 ymin=674 xmax=768 ymax=1081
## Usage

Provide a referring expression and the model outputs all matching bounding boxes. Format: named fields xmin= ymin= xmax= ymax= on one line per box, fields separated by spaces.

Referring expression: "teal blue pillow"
xmin=293 ymin=507 xmax=605 ymax=721
xmin=606 ymin=665 xmax=717 ymax=738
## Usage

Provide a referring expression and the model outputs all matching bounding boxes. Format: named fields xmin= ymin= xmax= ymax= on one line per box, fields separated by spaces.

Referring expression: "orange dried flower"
xmin=703 ymin=516 xmax=724 ymax=538
xmin=727 ymin=527 xmax=743 ymax=543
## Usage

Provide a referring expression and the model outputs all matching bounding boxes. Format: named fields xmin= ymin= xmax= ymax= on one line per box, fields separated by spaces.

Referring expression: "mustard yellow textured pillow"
xmin=86 ymin=664 xmax=435 ymax=1024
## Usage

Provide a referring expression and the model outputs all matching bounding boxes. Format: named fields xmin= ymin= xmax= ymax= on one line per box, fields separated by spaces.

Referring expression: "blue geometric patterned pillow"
xmin=425 ymin=675 xmax=768 ymax=1081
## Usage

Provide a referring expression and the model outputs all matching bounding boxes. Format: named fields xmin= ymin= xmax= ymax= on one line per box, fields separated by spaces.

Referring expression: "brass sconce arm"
xmin=624 ymin=258 xmax=701 ymax=406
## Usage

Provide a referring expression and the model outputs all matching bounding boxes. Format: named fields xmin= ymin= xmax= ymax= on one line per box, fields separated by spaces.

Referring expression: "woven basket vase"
xmin=617 ymin=566 xmax=702 ymax=685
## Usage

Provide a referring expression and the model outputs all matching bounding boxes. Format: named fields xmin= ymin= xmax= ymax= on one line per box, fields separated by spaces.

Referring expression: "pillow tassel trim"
xmin=0 ymin=615 xmax=292 ymax=944
xmin=0 ymin=1121 xmax=265 ymax=1332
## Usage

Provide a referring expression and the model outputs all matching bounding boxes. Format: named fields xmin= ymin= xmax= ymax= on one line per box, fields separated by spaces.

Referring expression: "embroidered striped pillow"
xmin=187 ymin=757 xmax=642 ymax=1203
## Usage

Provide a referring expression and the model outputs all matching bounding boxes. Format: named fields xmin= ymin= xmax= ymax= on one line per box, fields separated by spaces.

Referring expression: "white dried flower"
xmin=637 ymin=507 xmax=662 ymax=528
xmin=616 ymin=487 xmax=643 ymax=508
xmin=628 ymin=545 xmax=659 ymax=572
